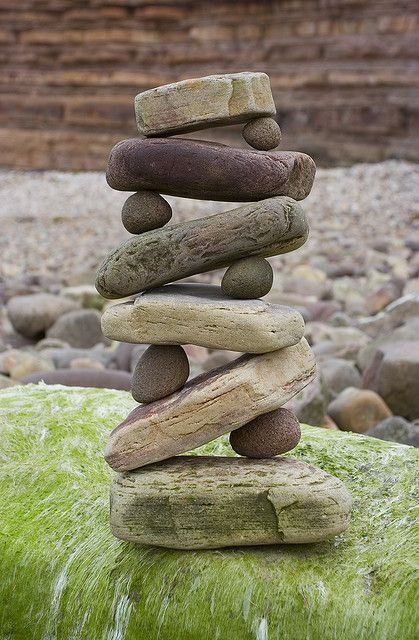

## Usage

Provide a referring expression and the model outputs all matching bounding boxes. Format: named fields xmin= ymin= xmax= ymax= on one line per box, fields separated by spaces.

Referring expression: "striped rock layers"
xmin=98 ymin=71 xmax=352 ymax=550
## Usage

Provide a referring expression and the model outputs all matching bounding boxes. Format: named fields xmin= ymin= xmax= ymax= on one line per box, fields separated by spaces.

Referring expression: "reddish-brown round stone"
xmin=131 ymin=345 xmax=189 ymax=403
xmin=229 ymin=407 xmax=301 ymax=458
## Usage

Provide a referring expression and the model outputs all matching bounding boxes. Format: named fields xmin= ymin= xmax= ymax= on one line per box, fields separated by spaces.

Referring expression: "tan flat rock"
xmin=104 ymin=338 xmax=316 ymax=471
xmin=135 ymin=72 xmax=276 ymax=137
xmin=101 ymin=284 xmax=305 ymax=353
xmin=110 ymin=456 xmax=352 ymax=549
xmin=95 ymin=196 xmax=308 ymax=299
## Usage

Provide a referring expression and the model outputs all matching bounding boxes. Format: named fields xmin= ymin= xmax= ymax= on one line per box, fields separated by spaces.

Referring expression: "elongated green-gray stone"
xmin=95 ymin=196 xmax=308 ymax=299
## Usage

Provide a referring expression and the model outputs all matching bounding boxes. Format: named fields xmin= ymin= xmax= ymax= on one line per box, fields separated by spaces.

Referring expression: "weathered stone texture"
xmin=95 ymin=196 xmax=308 ymax=298
xmin=106 ymin=138 xmax=315 ymax=201
xmin=111 ymin=456 xmax=352 ymax=549
xmin=1 ymin=0 xmax=418 ymax=169
xmin=105 ymin=338 xmax=316 ymax=471
xmin=101 ymin=284 xmax=305 ymax=353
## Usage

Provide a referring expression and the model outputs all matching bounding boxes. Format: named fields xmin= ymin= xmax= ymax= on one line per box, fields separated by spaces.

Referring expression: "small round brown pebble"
xmin=131 ymin=345 xmax=189 ymax=404
xmin=121 ymin=191 xmax=172 ymax=234
xmin=242 ymin=117 xmax=282 ymax=151
xmin=229 ymin=408 xmax=301 ymax=458
xmin=221 ymin=257 xmax=273 ymax=299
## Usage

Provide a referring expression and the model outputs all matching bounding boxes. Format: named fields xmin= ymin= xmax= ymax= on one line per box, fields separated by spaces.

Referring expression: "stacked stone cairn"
xmin=97 ymin=72 xmax=352 ymax=550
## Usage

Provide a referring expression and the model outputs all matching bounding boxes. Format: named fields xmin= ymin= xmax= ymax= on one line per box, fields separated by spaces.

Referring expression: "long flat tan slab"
xmin=101 ymin=284 xmax=305 ymax=353
xmin=106 ymin=138 xmax=315 ymax=201
xmin=135 ymin=72 xmax=276 ymax=137
xmin=104 ymin=338 xmax=316 ymax=471
xmin=95 ymin=196 xmax=308 ymax=299
xmin=111 ymin=456 xmax=352 ymax=549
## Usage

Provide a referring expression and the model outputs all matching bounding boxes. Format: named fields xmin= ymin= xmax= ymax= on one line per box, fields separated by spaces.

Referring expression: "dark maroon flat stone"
xmin=106 ymin=138 xmax=315 ymax=202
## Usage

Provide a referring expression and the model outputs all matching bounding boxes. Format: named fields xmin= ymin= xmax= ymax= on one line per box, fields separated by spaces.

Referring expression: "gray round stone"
xmin=131 ymin=345 xmax=189 ymax=404
xmin=121 ymin=191 xmax=172 ymax=234
xmin=46 ymin=309 xmax=104 ymax=349
xmin=242 ymin=117 xmax=282 ymax=151
xmin=229 ymin=407 xmax=301 ymax=458
xmin=221 ymin=257 xmax=273 ymax=299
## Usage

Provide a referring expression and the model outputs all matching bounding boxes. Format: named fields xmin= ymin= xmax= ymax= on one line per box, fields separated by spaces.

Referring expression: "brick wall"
xmin=1 ymin=0 xmax=418 ymax=170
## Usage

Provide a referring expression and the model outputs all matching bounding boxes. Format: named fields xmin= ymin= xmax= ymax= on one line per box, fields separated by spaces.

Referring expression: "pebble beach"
xmin=1 ymin=160 xmax=419 ymax=444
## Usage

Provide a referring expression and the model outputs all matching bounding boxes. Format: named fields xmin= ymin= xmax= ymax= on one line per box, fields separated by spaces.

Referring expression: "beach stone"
xmin=60 ymin=285 xmax=105 ymax=311
xmin=364 ymin=280 xmax=404 ymax=315
xmin=135 ymin=72 xmax=276 ymax=137
xmin=35 ymin=338 xmax=70 ymax=350
xmin=0 ymin=373 xmax=18 ymax=389
xmin=47 ymin=310 xmax=104 ymax=348
xmin=101 ymin=284 xmax=305 ymax=353
xmin=0 ymin=349 xmax=54 ymax=379
xmin=363 ymin=341 xmax=419 ymax=420
xmin=9 ymin=352 xmax=54 ymax=381
xmin=366 ymin=416 xmax=419 ymax=447
xmin=202 ymin=350 xmax=237 ymax=372
xmin=357 ymin=317 xmax=419 ymax=372
xmin=229 ymin=408 xmax=301 ymax=458
xmin=121 ymin=191 xmax=172 ymax=234
xmin=96 ymin=196 xmax=308 ymax=299
xmin=111 ymin=456 xmax=352 ymax=549
xmin=320 ymin=358 xmax=362 ymax=399
xmin=307 ymin=323 xmax=370 ymax=350
xmin=69 ymin=358 xmax=105 ymax=370
xmin=285 ymin=373 xmax=328 ymax=426
xmin=106 ymin=138 xmax=316 ymax=202
xmin=242 ymin=117 xmax=282 ymax=150
xmin=304 ymin=301 xmax=341 ymax=322
xmin=21 ymin=368 xmax=131 ymax=390
xmin=105 ymin=338 xmax=315 ymax=471
xmin=6 ymin=293 xmax=79 ymax=339
xmin=327 ymin=387 xmax=392 ymax=433
xmin=109 ymin=343 xmax=147 ymax=372
xmin=41 ymin=347 xmax=112 ymax=370
xmin=131 ymin=345 xmax=189 ymax=404
xmin=221 ymin=257 xmax=273 ymax=299
xmin=359 ymin=294 xmax=419 ymax=338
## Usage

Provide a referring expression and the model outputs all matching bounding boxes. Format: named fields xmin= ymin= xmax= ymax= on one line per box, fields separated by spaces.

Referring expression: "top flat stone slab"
xmin=106 ymin=138 xmax=315 ymax=202
xmin=135 ymin=72 xmax=276 ymax=137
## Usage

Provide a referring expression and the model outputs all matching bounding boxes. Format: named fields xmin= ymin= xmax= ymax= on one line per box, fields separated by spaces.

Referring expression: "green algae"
xmin=0 ymin=384 xmax=418 ymax=640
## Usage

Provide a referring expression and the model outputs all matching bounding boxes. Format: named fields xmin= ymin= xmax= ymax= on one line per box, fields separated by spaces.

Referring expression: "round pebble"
xmin=229 ymin=408 xmax=301 ymax=458
xmin=121 ymin=191 xmax=172 ymax=234
xmin=131 ymin=345 xmax=189 ymax=404
xmin=221 ymin=257 xmax=273 ymax=299
xmin=242 ymin=117 xmax=282 ymax=151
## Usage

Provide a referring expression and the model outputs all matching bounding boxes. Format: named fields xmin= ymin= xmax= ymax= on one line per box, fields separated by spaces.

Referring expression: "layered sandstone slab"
xmin=101 ymin=284 xmax=305 ymax=353
xmin=111 ymin=456 xmax=352 ymax=549
xmin=104 ymin=338 xmax=316 ymax=471
xmin=106 ymin=138 xmax=316 ymax=201
xmin=135 ymin=72 xmax=276 ymax=137
xmin=95 ymin=196 xmax=308 ymax=299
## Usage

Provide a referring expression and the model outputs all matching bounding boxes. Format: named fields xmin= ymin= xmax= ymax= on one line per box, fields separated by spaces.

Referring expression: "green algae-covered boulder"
xmin=0 ymin=385 xmax=418 ymax=640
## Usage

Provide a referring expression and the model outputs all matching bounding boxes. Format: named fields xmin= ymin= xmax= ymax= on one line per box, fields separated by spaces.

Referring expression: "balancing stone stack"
xmin=97 ymin=72 xmax=352 ymax=550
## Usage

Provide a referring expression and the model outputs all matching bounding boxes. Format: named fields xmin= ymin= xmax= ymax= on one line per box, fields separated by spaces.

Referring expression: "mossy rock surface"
xmin=0 ymin=385 xmax=417 ymax=640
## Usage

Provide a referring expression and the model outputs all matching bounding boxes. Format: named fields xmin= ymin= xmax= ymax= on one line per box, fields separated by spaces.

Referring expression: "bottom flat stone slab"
xmin=110 ymin=456 xmax=352 ymax=549
xmin=105 ymin=338 xmax=316 ymax=471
